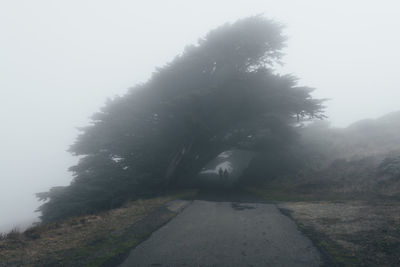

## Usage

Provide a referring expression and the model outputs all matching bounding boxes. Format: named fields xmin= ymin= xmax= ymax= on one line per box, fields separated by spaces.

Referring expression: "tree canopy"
xmin=37 ymin=16 xmax=325 ymax=222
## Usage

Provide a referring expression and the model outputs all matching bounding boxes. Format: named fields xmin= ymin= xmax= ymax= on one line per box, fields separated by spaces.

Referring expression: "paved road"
xmin=120 ymin=200 xmax=321 ymax=267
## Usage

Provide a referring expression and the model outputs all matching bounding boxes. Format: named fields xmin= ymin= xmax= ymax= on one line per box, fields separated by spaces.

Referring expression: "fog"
xmin=1 ymin=0 xmax=399 ymax=232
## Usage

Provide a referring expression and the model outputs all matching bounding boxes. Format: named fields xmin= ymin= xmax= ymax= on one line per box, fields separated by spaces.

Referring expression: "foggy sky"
xmin=1 ymin=0 xmax=400 ymax=232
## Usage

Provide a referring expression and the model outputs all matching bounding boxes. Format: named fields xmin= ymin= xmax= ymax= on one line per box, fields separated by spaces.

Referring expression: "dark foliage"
xmin=37 ymin=16 xmax=325 ymax=222
xmin=379 ymin=153 xmax=400 ymax=175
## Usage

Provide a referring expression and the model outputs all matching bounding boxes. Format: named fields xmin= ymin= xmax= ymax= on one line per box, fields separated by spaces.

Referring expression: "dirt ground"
xmin=279 ymin=200 xmax=400 ymax=266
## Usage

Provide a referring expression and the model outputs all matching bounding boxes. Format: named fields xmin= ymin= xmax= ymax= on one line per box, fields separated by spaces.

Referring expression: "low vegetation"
xmin=279 ymin=201 xmax=400 ymax=266
xmin=0 ymin=191 xmax=195 ymax=267
xmin=252 ymin=176 xmax=400 ymax=266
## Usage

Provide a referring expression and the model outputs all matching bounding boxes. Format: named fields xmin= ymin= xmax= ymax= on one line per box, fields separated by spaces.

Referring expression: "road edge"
xmin=276 ymin=205 xmax=351 ymax=267
xmin=98 ymin=200 xmax=192 ymax=267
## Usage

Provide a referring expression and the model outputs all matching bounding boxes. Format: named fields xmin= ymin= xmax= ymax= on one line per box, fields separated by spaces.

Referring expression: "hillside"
xmin=300 ymin=111 xmax=400 ymax=165
xmin=258 ymin=111 xmax=400 ymax=200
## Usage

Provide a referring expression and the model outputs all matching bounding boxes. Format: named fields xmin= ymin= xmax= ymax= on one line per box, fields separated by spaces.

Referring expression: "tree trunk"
xmin=164 ymin=141 xmax=193 ymax=186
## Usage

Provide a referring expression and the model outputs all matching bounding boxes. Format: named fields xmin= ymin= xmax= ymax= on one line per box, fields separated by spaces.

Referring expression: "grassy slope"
xmin=0 ymin=190 xmax=196 ymax=267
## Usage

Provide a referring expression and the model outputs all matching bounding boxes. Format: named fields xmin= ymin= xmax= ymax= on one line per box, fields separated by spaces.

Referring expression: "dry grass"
xmin=0 ymin=228 xmax=22 ymax=241
xmin=279 ymin=200 xmax=400 ymax=266
xmin=0 ymin=190 xmax=196 ymax=267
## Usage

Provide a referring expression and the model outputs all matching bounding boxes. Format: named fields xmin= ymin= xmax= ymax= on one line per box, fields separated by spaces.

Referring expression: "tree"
xmin=37 ymin=16 xmax=325 ymax=222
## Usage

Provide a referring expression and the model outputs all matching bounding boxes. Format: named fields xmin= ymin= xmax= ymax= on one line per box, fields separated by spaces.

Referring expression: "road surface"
xmin=120 ymin=199 xmax=321 ymax=267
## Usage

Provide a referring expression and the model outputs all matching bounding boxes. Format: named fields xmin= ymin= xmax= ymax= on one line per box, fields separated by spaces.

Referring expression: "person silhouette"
xmin=223 ymin=169 xmax=229 ymax=180
xmin=218 ymin=168 xmax=224 ymax=180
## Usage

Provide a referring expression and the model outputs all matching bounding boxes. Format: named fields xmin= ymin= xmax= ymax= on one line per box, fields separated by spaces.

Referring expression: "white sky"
xmin=1 ymin=0 xmax=400 ymax=231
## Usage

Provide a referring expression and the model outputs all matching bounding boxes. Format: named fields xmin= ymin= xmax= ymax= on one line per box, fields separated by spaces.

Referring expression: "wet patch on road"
xmin=231 ymin=202 xmax=256 ymax=211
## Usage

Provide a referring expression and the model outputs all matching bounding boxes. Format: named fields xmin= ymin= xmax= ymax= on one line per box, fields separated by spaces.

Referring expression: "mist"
xmin=1 ymin=0 xmax=400 ymax=233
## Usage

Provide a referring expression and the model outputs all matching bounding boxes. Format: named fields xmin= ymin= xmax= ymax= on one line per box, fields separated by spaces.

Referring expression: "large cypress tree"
xmin=37 ymin=16 xmax=325 ymax=222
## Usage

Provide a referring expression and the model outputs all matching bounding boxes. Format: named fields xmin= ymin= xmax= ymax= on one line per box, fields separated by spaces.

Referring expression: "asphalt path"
xmin=120 ymin=196 xmax=321 ymax=267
